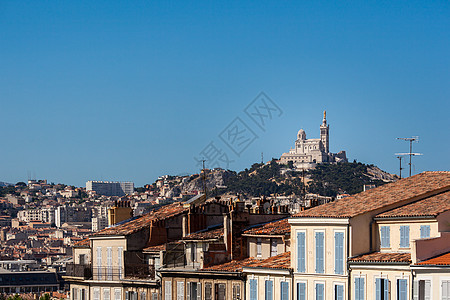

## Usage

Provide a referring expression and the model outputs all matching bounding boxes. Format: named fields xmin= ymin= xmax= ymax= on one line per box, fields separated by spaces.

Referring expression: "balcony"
xmin=92 ymin=267 xmax=123 ymax=281
xmin=66 ymin=263 xmax=92 ymax=279
xmin=125 ymin=264 xmax=155 ymax=280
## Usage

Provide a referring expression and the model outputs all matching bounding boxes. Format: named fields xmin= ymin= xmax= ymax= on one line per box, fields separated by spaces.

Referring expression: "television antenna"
xmin=396 ymin=136 xmax=423 ymax=177
xmin=396 ymin=156 xmax=404 ymax=179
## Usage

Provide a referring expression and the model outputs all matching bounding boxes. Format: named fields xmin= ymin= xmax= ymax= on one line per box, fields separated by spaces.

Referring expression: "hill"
xmin=163 ymin=161 xmax=397 ymax=198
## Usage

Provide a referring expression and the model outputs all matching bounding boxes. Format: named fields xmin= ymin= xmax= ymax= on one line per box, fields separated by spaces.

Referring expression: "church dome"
xmin=297 ymin=129 xmax=306 ymax=140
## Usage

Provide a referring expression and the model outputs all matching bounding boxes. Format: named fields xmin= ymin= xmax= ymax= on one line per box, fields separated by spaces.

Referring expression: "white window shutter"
xmin=187 ymin=282 xmax=191 ymax=300
xmin=197 ymin=283 xmax=201 ymax=300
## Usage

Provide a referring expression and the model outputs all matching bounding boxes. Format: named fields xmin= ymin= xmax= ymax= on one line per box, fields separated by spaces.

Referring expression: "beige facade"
xmin=243 ymin=268 xmax=292 ymax=300
xmin=161 ymin=274 xmax=244 ymax=300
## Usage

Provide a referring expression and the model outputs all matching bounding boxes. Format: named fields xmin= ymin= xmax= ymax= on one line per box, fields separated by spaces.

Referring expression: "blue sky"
xmin=1 ymin=1 xmax=449 ymax=187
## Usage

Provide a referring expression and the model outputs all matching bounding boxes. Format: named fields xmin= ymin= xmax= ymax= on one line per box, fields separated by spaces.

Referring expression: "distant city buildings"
xmin=86 ymin=181 xmax=134 ymax=196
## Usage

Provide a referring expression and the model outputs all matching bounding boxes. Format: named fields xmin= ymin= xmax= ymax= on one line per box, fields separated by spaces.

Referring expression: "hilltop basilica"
xmin=279 ymin=111 xmax=347 ymax=170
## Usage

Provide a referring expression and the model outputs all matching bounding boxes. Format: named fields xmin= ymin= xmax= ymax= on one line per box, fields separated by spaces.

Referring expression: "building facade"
xmin=86 ymin=181 xmax=135 ymax=197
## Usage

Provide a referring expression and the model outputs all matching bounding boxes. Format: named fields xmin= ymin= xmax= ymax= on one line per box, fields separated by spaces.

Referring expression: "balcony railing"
xmin=66 ymin=263 xmax=92 ymax=279
xmin=92 ymin=267 xmax=123 ymax=281
xmin=125 ymin=264 xmax=155 ymax=280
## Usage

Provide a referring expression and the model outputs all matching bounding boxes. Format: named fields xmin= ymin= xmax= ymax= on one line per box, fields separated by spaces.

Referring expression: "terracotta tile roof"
xmin=143 ymin=244 xmax=166 ymax=252
xmin=293 ymin=172 xmax=450 ymax=218
xmin=349 ymin=252 xmax=411 ymax=263
xmin=416 ymin=252 xmax=450 ymax=266
xmin=376 ymin=191 xmax=450 ymax=218
xmin=201 ymin=252 xmax=292 ymax=272
xmin=244 ymin=252 xmax=292 ymax=270
xmin=201 ymin=258 xmax=258 ymax=272
xmin=73 ymin=238 xmax=90 ymax=247
xmin=93 ymin=202 xmax=188 ymax=236
xmin=183 ymin=227 xmax=224 ymax=240
xmin=243 ymin=219 xmax=290 ymax=236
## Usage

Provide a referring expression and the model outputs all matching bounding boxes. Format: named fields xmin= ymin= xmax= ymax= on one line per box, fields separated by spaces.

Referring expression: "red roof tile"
xmin=94 ymin=202 xmax=188 ymax=236
xmin=73 ymin=238 xmax=90 ymax=247
xmin=349 ymin=252 xmax=411 ymax=263
xmin=376 ymin=191 xmax=450 ymax=218
xmin=183 ymin=227 xmax=224 ymax=240
xmin=243 ymin=219 xmax=290 ymax=236
xmin=143 ymin=244 xmax=166 ymax=252
xmin=244 ymin=252 xmax=291 ymax=270
xmin=202 ymin=258 xmax=258 ymax=272
xmin=416 ymin=252 xmax=450 ymax=266
xmin=293 ymin=172 xmax=450 ymax=218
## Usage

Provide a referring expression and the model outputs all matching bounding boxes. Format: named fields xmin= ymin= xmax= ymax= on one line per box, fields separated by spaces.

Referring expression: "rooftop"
xmin=243 ymin=218 xmax=290 ymax=236
xmin=183 ymin=227 xmax=224 ymax=241
xmin=416 ymin=252 xmax=450 ymax=266
xmin=201 ymin=252 xmax=291 ymax=272
xmin=349 ymin=252 xmax=411 ymax=264
xmin=293 ymin=172 xmax=450 ymax=218
xmin=376 ymin=190 xmax=450 ymax=218
xmin=243 ymin=252 xmax=291 ymax=270
xmin=93 ymin=202 xmax=188 ymax=236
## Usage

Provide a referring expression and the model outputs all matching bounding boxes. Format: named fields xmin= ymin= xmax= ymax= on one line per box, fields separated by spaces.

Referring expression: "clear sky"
xmin=1 ymin=1 xmax=449 ymax=187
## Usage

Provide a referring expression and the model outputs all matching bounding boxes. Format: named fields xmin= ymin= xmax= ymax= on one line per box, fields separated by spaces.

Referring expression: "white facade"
xmin=280 ymin=111 xmax=347 ymax=169
xmin=86 ymin=181 xmax=134 ymax=196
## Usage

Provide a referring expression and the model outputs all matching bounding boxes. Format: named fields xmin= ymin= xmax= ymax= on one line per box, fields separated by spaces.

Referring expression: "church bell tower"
xmin=320 ymin=110 xmax=329 ymax=153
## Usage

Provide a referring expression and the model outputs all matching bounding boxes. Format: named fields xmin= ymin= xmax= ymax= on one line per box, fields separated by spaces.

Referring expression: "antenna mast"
xmin=396 ymin=136 xmax=422 ymax=177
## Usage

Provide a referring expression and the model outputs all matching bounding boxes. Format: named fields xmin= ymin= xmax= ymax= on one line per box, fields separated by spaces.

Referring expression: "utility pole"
xmin=396 ymin=136 xmax=422 ymax=177
xmin=396 ymin=156 xmax=403 ymax=179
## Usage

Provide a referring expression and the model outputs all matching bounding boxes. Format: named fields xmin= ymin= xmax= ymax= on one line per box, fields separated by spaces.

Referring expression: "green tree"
xmin=39 ymin=293 xmax=50 ymax=300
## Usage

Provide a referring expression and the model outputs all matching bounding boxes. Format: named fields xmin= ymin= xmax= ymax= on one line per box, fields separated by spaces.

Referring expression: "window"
xmin=187 ymin=282 xmax=201 ymax=300
xmin=107 ymin=247 xmax=112 ymax=280
xmin=140 ymin=292 xmax=146 ymax=300
xmin=400 ymin=226 xmax=410 ymax=248
xmin=420 ymin=225 xmax=430 ymax=239
xmin=151 ymin=293 xmax=158 ymax=300
xmin=334 ymin=232 xmax=344 ymax=275
xmin=204 ymin=283 xmax=212 ymax=300
xmin=177 ymin=282 xmax=184 ymax=300
xmin=297 ymin=282 xmax=306 ymax=300
xmin=442 ymin=281 xmax=450 ymax=300
xmin=249 ymin=279 xmax=257 ymax=300
xmin=164 ymin=281 xmax=172 ymax=300
xmin=118 ymin=247 xmax=123 ymax=279
xmin=354 ymin=278 xmax=365 ymax=300
xmin=271 ymin=239 xmax=278 ymax=257
xmin=414 ymin=279 xmax=431 ymax=300
xmin=191 ymin=243 xmax=197 ymax=262
xmin=81 ymin=289 xmax=86 ymax=300
xmin=315 ymin=232 xmax=324 ymax=273
xmin=214 ymin=283 xmax=225 ymax=300
xmin=397 ymin=279 xmax=407 ymax=300
xmin=334 ymin=284 xmax=343 ymax=300
xmin=104 ymin=289 xmax=111 ymax=300
xmin=315 ymin=283 xmax=324 ymax=300
xmin=257 ymin=238 xmax=262 ymax=258
xmin=72 ymin=288 xmax=77 ymax=300
xmin=380 ymin=226 xmax=390 ymax=248
xmin=232 ymin=284 xmax=241 ymax=300
xmin=375 ymin=278 xmax=389 ymax=300
xmin=114 ymin=289 xmax=121 ymax=300
xmin=281 ymin=282 xmax=289 ymax=300
xmin=96 ymin=247 xmax=102 ymax=280
xmin=265 ymin=280 xmax=273 ymax=300
xmin=297 ymin=232 xmax=306 ymax=272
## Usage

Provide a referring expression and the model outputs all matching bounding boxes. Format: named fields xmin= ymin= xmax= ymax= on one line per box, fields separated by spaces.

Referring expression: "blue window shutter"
xmin=405 ymin=226 xmax=410 ymax=246
xmin=335 ymin=232 xmax=344 ymax=274
xmin=336 ymin=285 xmax=343 ymax=300
xmin=281 ymin=282 xmax=288 ymax=300
xmin=250 ymin=279 xmax=257 ymax=300
xmin=420 ymin=226 xmax=424 ymax=238
xmin=316 ymin=283 xmax=324 ymax=300
xmin=398 ymin=279 xmax=407 ymax=300
xmin=386 ymin=226 xmax=390 ymax=247
xmin=297 ymin=282 xmax=305 ymax=300
xmin=383 ymin=279 xmax=389 ymax=299
xmin=316 ymin=232 xmax=324 ymax=273
xmin=297 ymin=232 xmax=305 ymax=272
xmin=355 ymin=278 xmax=360 ymax=300
xmin=356 ymin=278 xmax=365 ymax=300
xmin=376 ymin=279 xmax=381 ymax=300
xmin=265 ymin=281 xmax=273 ymax=300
